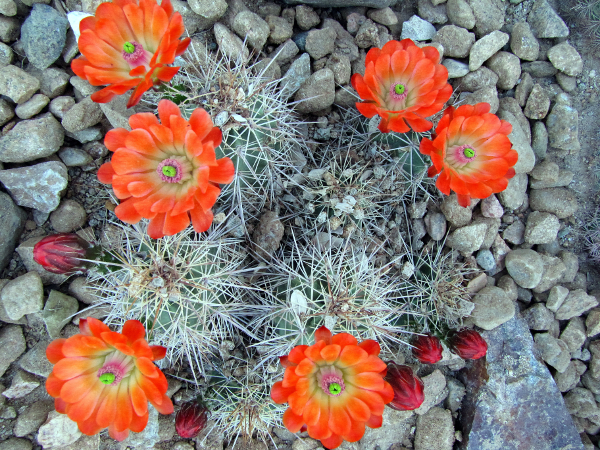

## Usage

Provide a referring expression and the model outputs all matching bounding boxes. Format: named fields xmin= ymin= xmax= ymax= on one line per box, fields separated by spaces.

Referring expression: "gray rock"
xmin=355 ymin=19 xmax=379 ymax=48
xmin=2 ymin=369 xmax=39 ymax=399
xmin=443 ymin=59 xmax=469 ymax=78
xmin=18 ymin=340 xmax=53 ymax=377
xmin=61 ymin=97 xmax=104 ymax=133
xmin=564 ymin=388 xmax=598 ymax=420
xmin=524 ymin=211 xmax=559 ymax=244
xmin=461 ymin=86 xmax=499 ymax=113
xmin=433 ymin=25 xmax=474 ymax=58
xmin=360 ymin=407 xmax=415 ymax=450
xmin=15 ymin=93 xmax=49 ymax=119
xmin=325 ymin=54 xmax=351 ymax=85
xmin=414 ymin=407 xmax=454 ymax=450
xmin=590 ymin=340 xmax=600 ymax=379
xmin=523 ymin=303 xmax=554 ymax=330
xmin=503 ymin=220 xmax=525 ymax=245
xmin=121 ymin=405 xmax=160 ymax=448
xmin=555 ymin=290 xmax=599 ymax=321
xmin=498 ymin=172 xmax=527 ymax=210
xmin=560 ymin=317 xmax=586 ymax=353
xmin=0 ymin=0 xmax=16 ymax=17
xmin=586 ymin=309 xmax=600 ymax=338
xmin=283 ymin=0 xmax=395 ymax=6
xmin=266 ymin=16 xmax=293 ymax=45
xmin=0 ymin=65 xmax=40 ymax=104
xmin=547 ymin=285 xmax=570 ymax=313
xmin=66 ymin=126 xmax=103 ymax=143
xmin=305 ymin=27 xmax=337 ymax=60
xmin=214 ymin=22 xmax=249 ymax=61
xmin=49 ymin=96 xmax=75 ymax=120
xmin=524 ymin=84 xmax=550 ymax=120
xmin=14 ymin=399 xmax=54 ymax=437
xmin=41 ymin=290 xmax=79 ymax=338
xmin=510 ymin=22 xmax=539 ymax=61
xmin=68 ymin=277 xmax=98 ymax=305
xmin=527 ymin=0 xmax=569 ymax=38
xmin=49 ymin=199 xmax=87 ymax=232
xmin=401 ymin=15 xmax=437 ymax=41
xmin=505 ymin=249 xmax=544 ymax=289
xmin=531 ymin=121 xmax=548 ymax=160
xmin=294 ymin=68 xmax=335 ymax=113
xmin=529 ymin=188 xmax=577 ymax=219
xmin=171 ymin=0 xmax=203 ymax=34
xmin=0 ymin=113 xmax=64 ymax=163
xmin=556 ymin=72 xmax=577 ymax=92
xmin=322 ymin=18 xmax=360 ymax=63
xmin=554 ymin=360 xmax=586 ymax=393
xmin=0 ymin=192 xmax=26 ymax=272
xmin=0 ymin=271 xmax=44 ymax=320
xmin=521 ymin=61 xmax=558 ymax=78
xmin=468 ymin=30 xmax=509 ymax=71
xmin=415 ymin=369 xmax=448 ymax=416
xmin=21 ymin=4 xmax=68 ymax=70
xmin=0 ymin=42 xmax=12 ymax=66
xmin=40 ymin=67 xmax=70 ymax=98
xmin=547 ymin=103 xmax=580 ymax=154
xmin=270 ymin=39 xmax=299 ymax=65
xmin=559 ymin=252 xmax=578 ymax=284
xmin=472 ymin=215 xmax=500 ymax=250
xmin=58 ymin=147 xmax=94 ymax=167
xmin=295 ymin=5 xmax=320 ymax=30
xmin=456 ymin=66 xmax=498 ymax=91
xmin=37 ymin=411 xmax=82 ymax=448
xmin=460 ymin=314 xmax=582 ymax=449
xmin=498 ymin=97 xmax=530 ymax=143
xmin=534 ymin=332 xmax=571 ymax=373
xmin=0 ymin=98 xmax=13 ymax=126
xmin=281 ymin=53 xmax=311 ymax=99
xmin=446 ymin=222 xmax=488 ymax=255
xmin=547 ymin=42 xmax=583 ymax=77
xmin=446 ymin=0 xmax=475 ymax=29
xmin=418 ymin=0 xmax=448 ymax=24
xmin=252 ymin=211 xmax=284 ymax=259
xmin=0 ymin=325 xmax=25 ymax=377
xmin=497 ymin=110 xmax=535 ymax=174
xmin=476 ymin=249 xmax=495 ymax=271
xmin=481 ymin=194 xmax=503 ymax=218
xmin=533 ymin=253 xmax=566 ymax=292
xmin=470 ymin=286 xmax=515 ymax=330
xmin=497 ymin=275 xmax=518 ymax=302
xmin=515 ymin=72 xmax=534 ymax=108
xmin=0 ymin=16 xmax=20 ymax=43
xmin=468 ymin=0 xmax=505 ymax=37
xmin=0 ymin=438 xmax=33 ymax=450
xmin=424 ymin=211 xmax=446 ymax=241
xmin=486 ymin=51 xmax=520 ymax=90
xmin=441 ymin=193 xmax=475 ymax=227
xmin=0 ymin=161 xmax=68 ymax=213
xmin=368 ymin=7 xmax=398 ymax=26
xmin=188 ymin=0 xmax=227 ymax=24
xmin=233 ymin=11 xmax=269 ymax=51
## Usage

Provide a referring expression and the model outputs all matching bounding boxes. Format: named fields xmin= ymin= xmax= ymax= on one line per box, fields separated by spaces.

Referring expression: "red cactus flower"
xmin=411 ymin=334 xmax=443 ymax=364
xmin=384 ymin=362 xmax=424 ymax=411
xmin=45 ymin=318 xmax=173 ymax=441
xmin=33 ymin=234 xmax=91 ymax=274
xmin=71 ymin=0 xmax=191 ymax=108
xmin=449 ymin=329 xmax=488 ymax=360
xmin=97 ymin=99 xmax=234 ymax=239
xmin=271 ymin=326 xmax=394 ymax=449
xmin=175 ymin=400 xmax=209 ymax=438
xmin=419 ymin=102 xmax=519 ymax=208
xmin=351 ymin=39 xmax=452 ymax=133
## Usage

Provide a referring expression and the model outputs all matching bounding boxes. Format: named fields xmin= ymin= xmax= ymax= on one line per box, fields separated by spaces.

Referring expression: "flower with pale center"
xmin=97 ymin=99 xmax=234 ymax=239
xmin=45 ymin=318 xmax=173 ymax=441
xmin=71 ymin=0 xmax=191 ymax=108
xmin=271 ymin=326 xmax=394 ymax=449
xmin=351 ymin=39 xmax=452 ymax=133
xmin=419 ymin=102 xmax=519 ymax=207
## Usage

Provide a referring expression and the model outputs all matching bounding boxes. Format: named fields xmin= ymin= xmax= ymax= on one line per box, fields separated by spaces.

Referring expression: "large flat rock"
xmin=459 ymin=314 xmax=583 ymax=450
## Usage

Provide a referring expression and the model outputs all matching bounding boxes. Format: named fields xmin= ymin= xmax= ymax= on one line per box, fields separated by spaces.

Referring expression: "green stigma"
xmin=123 ymin=42 xmax=135 ymax=54
xmin=394 ymin=84 xmax=405 ymax=95
xmin=463 ymin=148 xmax=475 ymax=158
xmin=328 ymin=383 xmax=342 ymax=395
xmin=99 ymin=373 xmax=115 ymax=385
xmin=162 ymin=165 xmax=177 ymax=177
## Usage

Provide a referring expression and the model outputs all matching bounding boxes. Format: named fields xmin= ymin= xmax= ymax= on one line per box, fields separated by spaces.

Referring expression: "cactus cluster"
xmin=575 ymin=0 xmax=600 ymax=49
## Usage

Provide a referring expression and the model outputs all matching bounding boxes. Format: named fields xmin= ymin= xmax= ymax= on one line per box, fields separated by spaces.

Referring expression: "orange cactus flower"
xmin=71 ymin=0 xmax=191 ymax=108
xmin=351 ymin=39 xmax=452 ymax=134
xmin=419 ymin=102 xmax=519 ymax=208
xmin=45 ymin=318 xmax=173 ymax=441
xmin=271 ymin=326 xmax=394 ymax=449
xmin=97 ymin=99 xmax=234 ymax=239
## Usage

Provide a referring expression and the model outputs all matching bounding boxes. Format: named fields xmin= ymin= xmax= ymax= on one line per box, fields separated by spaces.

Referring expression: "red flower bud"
xmin=411 ymin=334 xmax=443 ymax=364
xmin=33 ymin=234 xmax=91 ymax=274
xmin=175 ymin=401 xmax=209 ymax=439
xmin=384 ymin=362 xmax=424 ymax=411
xmin=449 ymin=329 xmax=487 ymax=360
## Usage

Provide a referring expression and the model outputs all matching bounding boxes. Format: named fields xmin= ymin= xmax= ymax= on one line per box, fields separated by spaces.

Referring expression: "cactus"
xmin=575 ymin=0 xmax=600 ymax=49
xmin=583 ymin=205 xmax=600 ymax=262
xmin=143 ymin=43 xmax=308 ymax=222
xmin=87 ymin=221 xmax=262 ymax=379
xmin=250 ymin=232 xmax=421 ymax=363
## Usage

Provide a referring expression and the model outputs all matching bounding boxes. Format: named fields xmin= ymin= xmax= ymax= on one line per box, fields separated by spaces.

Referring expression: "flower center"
xmin=157 ymin=158 xmax=184 ymax=183
xmin=390 ymin=82 xmax=408 ymax=101
xmin=122 ymin=41 xmax=150 ymax=67
xmin=463 ymin=148 xmax=475 ymax=158
xmin=318 ymin=366 xmax=346 ymax=397
xmin=97 ymin=362 xmax=127 ymax=386
xmin=452 ymin=144 xmax=477 ymax=165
